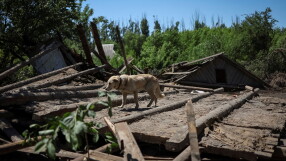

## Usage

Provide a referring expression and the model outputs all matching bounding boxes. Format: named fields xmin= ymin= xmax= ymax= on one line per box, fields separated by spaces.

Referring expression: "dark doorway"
xmin=215 ymin=69 xmax=227 ymax=83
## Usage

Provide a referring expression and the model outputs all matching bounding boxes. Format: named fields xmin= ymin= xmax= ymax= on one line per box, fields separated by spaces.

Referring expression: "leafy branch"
xmin=22 ymin=91 xmax=117 ymax=159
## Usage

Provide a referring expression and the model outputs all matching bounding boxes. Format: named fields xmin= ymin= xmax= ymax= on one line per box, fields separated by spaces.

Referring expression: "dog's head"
xmin=105 ymin=76 xmax=120 ymax=91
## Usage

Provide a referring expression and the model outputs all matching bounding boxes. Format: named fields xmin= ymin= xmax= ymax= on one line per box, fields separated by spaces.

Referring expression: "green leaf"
xmin=34 ymin=138 xmax=49 ymax=153
xmin=107 ymin=92 xmax=117 ymax=99
xmin=62 ymin=129 xmax=71 ymax=143
xmin=22 ymin=130 xmax=29 ymax=138
xmin=87 ymin=110 xmax=96 ymax=118
xmin=73 ymin=121 xmax=87 ymax=135
xmin=71 ymin=133 xmax=79 ymax=151
xmin=29 ymin=124 xmax=40 ymax=129
xmin=39 ymin=129 xmax=54 ymax=136
xmin=86 ymin=103 xmax=95 ymax=110
xmin=47 ymin=140 xmax=56 ymax=159
xmin=97 ymin=101 xmax=108 ymax=107
xmin=92 ymin=134 xmax=99 ymax=143
xmin=89 ymin=128 xmax=98 ymax=134
xmin=98 ymin=91 xmax=106 ymax=97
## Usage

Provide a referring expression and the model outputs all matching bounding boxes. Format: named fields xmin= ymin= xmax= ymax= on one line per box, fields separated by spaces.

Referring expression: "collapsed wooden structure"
xmin=0 ymin=23 xmax=285 ymax=161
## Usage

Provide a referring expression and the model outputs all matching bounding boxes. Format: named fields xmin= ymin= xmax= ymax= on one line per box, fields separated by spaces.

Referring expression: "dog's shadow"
xmin=120 ymin=107 xmax=153 ymax=112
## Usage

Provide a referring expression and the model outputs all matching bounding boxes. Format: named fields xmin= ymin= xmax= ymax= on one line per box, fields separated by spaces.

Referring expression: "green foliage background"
xmin=1 ymin=1 xmax=286 ymax=84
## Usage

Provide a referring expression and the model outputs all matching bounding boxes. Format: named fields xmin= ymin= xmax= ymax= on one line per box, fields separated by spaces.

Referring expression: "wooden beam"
xmin=0 ymin=119 xmax=23 ymax=142
xmin=116 ymin=26 xmax=131 ymax=75
xmin=27 ymin=64 xmax=107 ymax=90
xmin=160 ymin=83 xmax=214 ymax=92
xmin=0 ymin=44 xmax=61 ymax=81
xmin=77 ymin=24 xmax=94 ymax=66
xmin=0 ymin=137 xmax=40 ymax=155
xmin=178 ymin=81 xmax=245 ymax=89
xmin=33 ymin=90 xmax=177 ymax=121
xmin=115 ymin=122 xmax=145 ymax=161
xmin=0 ymin=90 xmax=103 ymax=106
xmin=90 ymin=22 xmax=108 ymax=62
xmin=0 ymin=62 xmax=83 ymax=93
xmin=16 ymin=84 xmax=103 ymax=93
xmin=165 ymin=88 xmax=260 ymax=152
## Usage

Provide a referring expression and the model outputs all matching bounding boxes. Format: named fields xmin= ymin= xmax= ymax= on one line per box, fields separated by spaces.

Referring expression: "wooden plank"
xmin=27 ymin=64 xmax=107 ymax=90
xmin=165 ymin=88 xmax=260 ymax=152
xmin=90 ymin=22 xmax=108 ymax=63
xmin=173 ymin=101 xmax=201 ymax=161
xmin=0 ymin=44 xmax=61 ymax=81
xmin=77 ymin=24 xmax=94 ymax=66
xmin=33 ymin=90 xmax=177 ymax=121
xmin=0 ymin=118 xmax=23 ymax=142
xmin=0 ymin=137 xmax=41 ymax=155
xmin=185 ymin=100 xmax=201 ymax=161
xmin=115 ymin=122 xmax=145 ymax=161
xmin=0 ymin=62 xmax=83 ymax=94
xmin=160 ymin=83 xmax=214 ymax=92
xmin=0 ymin=90 xmax=103 ymax=106
xmin=179 ymin=81 xmax=245 ymax=89
xmin=163 ymin=72 xmax=193 ymax=75
xmin=116 ymin=26 xmax=131 ymax=75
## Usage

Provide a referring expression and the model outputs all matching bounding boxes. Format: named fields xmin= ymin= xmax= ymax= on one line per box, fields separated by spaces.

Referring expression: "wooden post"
xmin=77 ymin=24 xmax=94 ymax=66
xmin=0 ymin=44 xmax=61 ymax=81
xmin=184 ymin=100 xmax=201 ymax=161
xmin=115 ymin=26 xmax=131 ymax=75
xmin=90 ymin=22 xmax=108 ymax=62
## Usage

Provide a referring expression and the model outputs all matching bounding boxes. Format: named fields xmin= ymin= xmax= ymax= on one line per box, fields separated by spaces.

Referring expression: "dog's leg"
xmin=134 ymin=92 xmax=139 ymax=109
xmin=120 ymin=93 xmax=127 ymax=108
xmin=147 ymin=91 xmax=155 ymax=107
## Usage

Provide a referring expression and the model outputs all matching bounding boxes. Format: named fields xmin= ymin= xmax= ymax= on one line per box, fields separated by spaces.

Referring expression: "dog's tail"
xmin=155 ymin=86 xmax=165 ymax=99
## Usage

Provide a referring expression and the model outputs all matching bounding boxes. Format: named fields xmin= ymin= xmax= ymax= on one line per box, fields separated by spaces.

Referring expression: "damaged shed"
xmin=164 ymin=53 xmax=269 ymax=89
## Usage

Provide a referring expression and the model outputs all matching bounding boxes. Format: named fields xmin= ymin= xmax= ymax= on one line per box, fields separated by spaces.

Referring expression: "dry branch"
xmin=0 ymin=62 xmax=83 ymax=94
xmin=165 ymin=88 xmax=260 ymax=152
xmin=0 ymin=44 xmax=61 ymax=81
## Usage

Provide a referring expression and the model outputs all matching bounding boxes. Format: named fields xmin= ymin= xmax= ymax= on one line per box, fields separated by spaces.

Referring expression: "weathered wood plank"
xmin=28 ymin=64 xmax=107 ymax=89
xmin=165 ymin=88 xmax=259 ymax=152
xmin=0 ymin=62 xmax=83 ymax=93
xmin=160 ymin=83 xmax=214 ymax=92
xmin=0 ymin=90 xmax=102 ymax=106
xmin=33 ymin=90 xmax=177 ymax=121
xmin=115 ymin=122 xmax=145 ymax=161
xmin=116 ymin=26 xmax=131 ymax=75
xmin=77 ymin=24 xmax=94 ymax=66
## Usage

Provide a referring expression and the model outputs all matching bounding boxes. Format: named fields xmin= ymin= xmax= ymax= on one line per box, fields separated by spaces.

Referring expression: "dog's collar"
xmin=116 ymin=77 xmax=122 ymax=90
